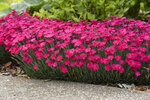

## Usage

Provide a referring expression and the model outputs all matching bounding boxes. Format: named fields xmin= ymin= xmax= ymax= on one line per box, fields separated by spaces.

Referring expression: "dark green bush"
xmin=126 ymin=0 xmax=150 ymax=20
xmin=0 ymin=45 xmax=11 ymax=64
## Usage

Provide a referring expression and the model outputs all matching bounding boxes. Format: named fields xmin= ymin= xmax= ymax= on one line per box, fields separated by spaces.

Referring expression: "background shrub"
xmin=0 ymin=0 xmax=47 ymax=17
xmin=1 ymin=0 xmax=150 ymax=21
xmin=34 ymin=0 xmax=136 ymax=22
xmin=33 ymin=0 xmax=150 ymax=22
xmin=0 ymin=0 xmax=22 ymax=17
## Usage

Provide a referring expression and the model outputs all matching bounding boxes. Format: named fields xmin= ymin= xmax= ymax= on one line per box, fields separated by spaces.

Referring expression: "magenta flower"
xmin=135 ymin=71 xmax=141 ymax=76
xmin=64 ymin=60 xmax=70 ymax=65
xmin=33 ymin=64 xmax=38 ymax=69
xmin=62 ymin=67 xmax=68 ymax=73
xmin=52 ymin=62 xmax=58 ymax=67
xmin=119 ymin=60 xmax=124 ymax=65
xmin=59 ymin=64 xmax=64 ymax=69
xmin=51 ymin=54 xmax=56 ymax=60
xmin=93 ymin=64 xmax=99 ymax=71
xmin=115 ymin=55 xmax=121 ymax=61
xmin=56 ymin=55 xmax=63 ymax=61
xmin=26 ymin=58 xmax=33 ymax=63
xmin=87 ymin=62 xmax=93 ymax=69
xmin=23 ymin=55 xmax=29 ymax=61
xmin=70 ymin=62 xmax=75 ymax=67
xmin=105 ymin=65 xmax=111 ymax=71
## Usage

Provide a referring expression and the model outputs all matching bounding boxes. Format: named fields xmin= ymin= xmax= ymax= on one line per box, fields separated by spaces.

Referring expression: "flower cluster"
xmin=0 ymin=10 xmax=150 ymax=77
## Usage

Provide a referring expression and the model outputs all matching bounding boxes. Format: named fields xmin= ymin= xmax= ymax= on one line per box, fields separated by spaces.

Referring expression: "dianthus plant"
xmin=0 ymin=10 xmax=150 ymax=84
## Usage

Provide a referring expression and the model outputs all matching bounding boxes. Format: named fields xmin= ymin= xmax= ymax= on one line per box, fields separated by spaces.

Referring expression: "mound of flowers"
xmin=0 ymin=10 xmax=150 ymax=84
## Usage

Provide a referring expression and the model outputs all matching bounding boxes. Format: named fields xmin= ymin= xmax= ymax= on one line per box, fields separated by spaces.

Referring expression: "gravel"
xmin=0 ymin=76 xmax=149 ymax=100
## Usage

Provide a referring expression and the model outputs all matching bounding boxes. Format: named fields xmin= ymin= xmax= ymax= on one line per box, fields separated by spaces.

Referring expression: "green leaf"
xmin=0 ymin=3 xmax=10 ymax=11
xmin=140 ymin=2 xmax=145 ymax=12
xmin=42 ymin=4 xmax=52 ymax=10
xmin=0 ymin=8 xmax=11 ymax=17
xmin=11 ymin=2 xmax=29 ymax=11
xmin=24 ymin=0 xmax=43 ymax=6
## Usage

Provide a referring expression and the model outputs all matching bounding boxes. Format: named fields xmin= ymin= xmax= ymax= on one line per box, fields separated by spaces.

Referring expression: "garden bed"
xmin=0 ymin=10 xmax=150 ymax=85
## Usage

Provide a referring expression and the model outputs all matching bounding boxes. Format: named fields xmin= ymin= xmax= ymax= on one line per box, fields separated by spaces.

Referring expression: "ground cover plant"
xmin=0 ymin=0 xmax=22 ymax=64
xmin=0 ymin=10 xmax=150 ymax=85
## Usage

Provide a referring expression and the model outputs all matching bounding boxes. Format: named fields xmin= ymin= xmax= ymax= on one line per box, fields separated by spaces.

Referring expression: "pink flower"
xmin=75 ymin=61 xmax=80 ymax=67
xmin=79 ymin=60 xmax=85 ymax=67
xmin=103 ymin=58 xmax=110 ymax=64
xmin=147 ymin=54 xmax=150 ymax=60
xmin=35 ymin=52 xmax=43 ymax=60
xmin=26 ymin=58 xmax=33 ymax=63
xmin=33 ymin=64 xmax=38 ymax=69
xmin=39 ymin=42 xmax=46 ymax=47
xmin=47 ymin=60 xmax=54 ymax=67
xmin=43 ymin=53 xmax=50 ymax=58
xmin=116 ymin=65 xmax=124 ymax=73
xmin=64 ymin=59 xmax=70 ymax=65
xmin=79 ymin=53 xmax=87 ymax=59
xmin=105 ymin=65 xmax=111 ymax=71
xmin=54 ymin=50 xmax=60 ymax=55
xmin=62 ymin=67 xmax=68 ymax=73
xmin=87 ymin=62 xmax=93 ymax=69
xmin=46 ymin=39 xmax=54 ymax=43
xmin=88 ymin=56 xmax=94 ymax=61
xmin=70 ymin=62 xmax=75 ymax=67
xmin=56 ymin=55 xmax=63 ymax=61
xmin=126 ymin=53 xmax=138 ymax=60
xmin=94 ymin=55 xmax=101 ymax=60
xmin=108 ymin=55 xmax=114 ymax=60
xmin=51 ymin=54 xmax=56 ymax=60
xmin=85 ymin=48 xmax=91 ymax=53
xmin=115 ymin=55 xmax=121 ymax=61
xmin=135 ymin=71 xmax=141 ymax=76
xmin=59 ymin=64 xmax=64 ymax=69
xmin=88 ymin=49 xmax=96 ymax=55
xmin=60 ymin=42 xmax=68 ymax=48
xmin=112 ymin=40 xmax=121 ymax=45
xmin=93 ymin=64 xmax=99 ymax=71
xmin=23 ymin=50 xmax=28 ymax=55
xmin=47 ymin=47 xmax=55 ymax=51
xmin=119 ymin=60 xmax=124 ymax=65
xmin=52 ymin=62 xmax=57 ymax=67
xmin=23 ymin=55 xmax=28 ymax=61
xmin=110 ymin=64 xmax=117 ymax=70
xmin=148 ymin=64 xmax=150 ymax=67
xmin=105 ymin=46 xmax=116 ymax=55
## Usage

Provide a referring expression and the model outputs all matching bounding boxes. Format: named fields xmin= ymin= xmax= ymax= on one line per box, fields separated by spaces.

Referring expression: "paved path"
xmin=0 ymin=76 xmax=149 ymax=100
